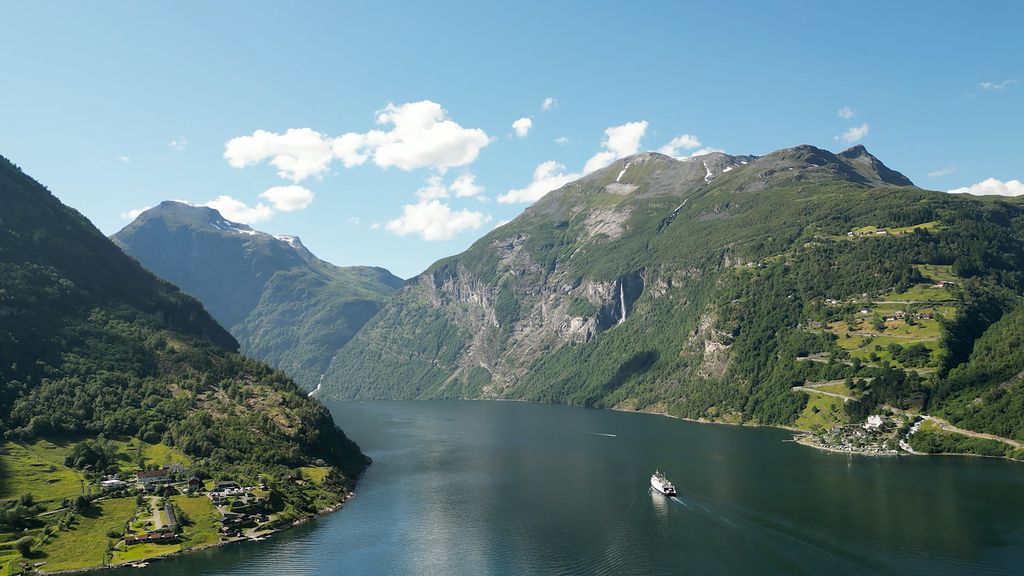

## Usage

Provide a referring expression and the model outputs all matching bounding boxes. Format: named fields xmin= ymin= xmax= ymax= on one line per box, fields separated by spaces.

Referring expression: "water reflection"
xmin=649 ymin=488 xmax=670 ymax=519
xmin=105 ymin=401 xmax=1024 ymax=576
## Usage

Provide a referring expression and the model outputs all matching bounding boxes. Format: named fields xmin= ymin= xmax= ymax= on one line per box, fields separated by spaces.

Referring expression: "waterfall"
xmin=619 ymin=282 xmax=626 ymax=324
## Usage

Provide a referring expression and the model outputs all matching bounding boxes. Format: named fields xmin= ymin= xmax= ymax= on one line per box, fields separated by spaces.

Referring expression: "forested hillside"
xmin=322 ymin=145 xmax=1024 ymax=454
xmin=0 ymin=155 xmax=369 ymax=569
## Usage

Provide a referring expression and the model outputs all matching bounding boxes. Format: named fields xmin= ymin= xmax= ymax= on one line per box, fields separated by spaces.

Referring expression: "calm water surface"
xmin=110 ymin=400 xmax=1024 ymax=575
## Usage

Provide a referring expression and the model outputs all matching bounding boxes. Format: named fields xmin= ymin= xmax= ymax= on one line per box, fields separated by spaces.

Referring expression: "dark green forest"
xmin=0 ymin=156 xmax=369 ymax=493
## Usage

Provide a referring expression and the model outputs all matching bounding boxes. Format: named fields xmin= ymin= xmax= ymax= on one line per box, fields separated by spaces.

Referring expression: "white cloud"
xmin=346 ymin=216 xmax=361 ymax=226
xmin=679 ymin=147 xmax=726 ymax=159
xmin=451 ymin=172 xmax=484 ymax=197
xmin=331 ymin=132 xmax=370 ymax=168
xmin=224 ymin=127 xmax=336 ymax=182
xmin=837 ymin=107 xmax=855 ymax=120
xmin=979 ymin=80 xmax=1017 ymax=91
xmin=948 ymin=178 xmax=1024 ymax=196
xmin=499 ymin=160 xmax=580 ymax=204
xmin=118 ymin=155 xmax=131 ymax=163
xmin=384 ymin=200 xmax=490 ymax=241
xmin=169 ymin=137 xmax=188 ymax=151
xmin=224 ymin=100 xmax=489 ymax=181
xmin=657 ymin=134 xmax=702 ymax=157
xmin=366 ymin=100 xmax=490 ymax=172
xmin=512 ymin=117 xmax=533 ymax=138
xmin=838 ymin=123 xmax=870 ymax=144
xmin=494 ymin=219 xmax=511 ymax=229
xmin=260 ymin=185 xmax=315 ymax=211
xmin=120 ymin=206 xmax=151 ymax=220
xmin=541 ymin=97 xmax=557 ymax=111
xmin=927 ymin=165 xmax=957 ymax=178
xmin=415 ymin=175 xmax=451 ymax=200
xmin=554 ymin=136 xmax=569 ymax=145
xmin=204 ymin=195 xmax=274 ymax=224
xmin=414 ymin=172 xmax=484 ymax=200
xmin=583 ymin=121 xmax=648 ymax=174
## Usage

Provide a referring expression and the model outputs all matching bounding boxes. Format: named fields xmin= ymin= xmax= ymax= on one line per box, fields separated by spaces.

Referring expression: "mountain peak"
xmin=755 ymin=144 xmax=913 ymax=188
xmin=839 ymin=144 xmax=870 ymax=158
xmin=837 ymin=145 xmax=913 ymax=187
xmin=137 ymin=201 xmax=261 ymax=235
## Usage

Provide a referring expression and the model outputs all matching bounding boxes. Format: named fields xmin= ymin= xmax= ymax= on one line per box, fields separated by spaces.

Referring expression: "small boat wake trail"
xmin=666 ymin=491 xmax=888 ymax=575
xmin=587 ymin=432 xmax=617 ymax=437
xmin=668 ymin=496 xmax=690 ymax=510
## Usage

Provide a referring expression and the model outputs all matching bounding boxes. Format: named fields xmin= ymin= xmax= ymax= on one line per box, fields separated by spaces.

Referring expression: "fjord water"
xmin=115 ymin=401 xmax=1023 ymax=575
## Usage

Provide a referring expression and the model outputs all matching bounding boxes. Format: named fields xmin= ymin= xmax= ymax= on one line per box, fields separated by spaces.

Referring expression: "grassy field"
xmin=299 ymin=466 xmax=331 ymax=485
xmin=794 ymin=393 xmax=846 ymax=431
xmin=849 ymin=221 xmax=939 ymax=237
xmin=0 ymin=441 xmax=85 ymax=502
xmin=887 ymin=283 xmax=955 ymax=303
xmin=914 ymin=264 xmax=957 ymax=283
xmin=112 ymin=541 xmax=181 ymax=564
xmin=109 ymin=439 xmax=192 ymax=473
xmin=818 ymin=277 xmax=959 ymax=371
xmin=33 ymin=497 xmax=136 ymax=571
xmin=172 ymin=496 xmax=220 ymax=549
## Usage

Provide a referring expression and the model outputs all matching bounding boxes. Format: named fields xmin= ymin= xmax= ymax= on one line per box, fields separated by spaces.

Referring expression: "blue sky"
xmin=1 ymin=1 xmax=1021 ymax=278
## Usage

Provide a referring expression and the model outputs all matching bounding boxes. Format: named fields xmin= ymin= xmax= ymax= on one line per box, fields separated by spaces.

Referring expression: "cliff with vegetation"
xmin=322 ymin=145 xmax=1024 ymax=459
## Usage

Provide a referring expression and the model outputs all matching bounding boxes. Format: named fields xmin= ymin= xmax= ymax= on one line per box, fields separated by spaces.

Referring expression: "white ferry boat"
xmin=650 ymin=470 xmax=677 ymax=496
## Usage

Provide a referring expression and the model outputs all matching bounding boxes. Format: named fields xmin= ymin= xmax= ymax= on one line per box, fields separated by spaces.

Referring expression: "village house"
xmin=99 ymin=478 xmax=127 ymax=492
xmin=212 ymin=480 xmax=242 ymax=494
xmin=125 ymin=532 xmax=179 ymax=545
xmin=136 ymin=468 xmax=171 ymax=491
xmin=185 ymin=477 xmax=204 ymax=494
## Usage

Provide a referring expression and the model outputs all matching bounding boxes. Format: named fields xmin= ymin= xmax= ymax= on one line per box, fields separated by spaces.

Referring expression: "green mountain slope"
xmin=113 ymin=201 xmax=403 ymax=390
xmin=0 ymin=155 xmax=369 ymax=555
xmin=322 ymin=145 xmax=1024 ymax=450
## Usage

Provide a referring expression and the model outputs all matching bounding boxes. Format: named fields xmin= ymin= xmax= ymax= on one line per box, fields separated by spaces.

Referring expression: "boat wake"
xmin=669 ymin=496 xmax=690 ymax=509
xmin=661 ymin=491 xmax=887 ymax=574
xmin=587 ymin=432 xmax=617 ymax=437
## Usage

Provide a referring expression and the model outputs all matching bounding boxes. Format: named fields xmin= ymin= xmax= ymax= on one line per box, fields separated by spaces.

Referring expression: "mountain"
xmin=113 ymin=201 xmax=403 ymax=390
xmin=321 ymin=145 xmax=1024 ymax=455
xmin=0 ymin=155 xmax=369 ymax=562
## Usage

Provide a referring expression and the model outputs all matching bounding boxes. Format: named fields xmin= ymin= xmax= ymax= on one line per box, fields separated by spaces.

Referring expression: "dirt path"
xmin=791 ymin=385 xmax=855 ymax=403
xmin=923 ymin=415 xmax=1023 ymax=450
xmin=148 ymin=496 xmax=163 ymax=530
xmin=879 ymin=405 xmax=1024 ymax=450
xmin=840 ymin=331 xmax=938 ymax=340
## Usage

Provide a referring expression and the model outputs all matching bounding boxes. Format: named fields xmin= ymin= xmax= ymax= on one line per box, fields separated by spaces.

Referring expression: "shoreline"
xmin=350 ymin=397 xmax=1024 ymax=462
xmin=38 ymin=493 xmax=354 ymax=575
xmin=610 ymin=404 xmax=1024 ymax=462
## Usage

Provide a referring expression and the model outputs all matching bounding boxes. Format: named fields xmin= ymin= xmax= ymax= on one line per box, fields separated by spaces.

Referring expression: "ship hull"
xmin=650 ymin=479 xmax=676 ymax=496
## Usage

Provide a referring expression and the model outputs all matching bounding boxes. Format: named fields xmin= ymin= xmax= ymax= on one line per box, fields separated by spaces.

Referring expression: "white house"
xmin=864 ymin=415 xmax=884 ymax=430
xmin=100 ymin=478 xmax=127 ymax=491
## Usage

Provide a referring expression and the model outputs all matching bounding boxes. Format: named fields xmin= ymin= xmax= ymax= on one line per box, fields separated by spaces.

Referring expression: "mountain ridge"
xmin=113 ymin=201 xmax=403 ymax=389
xmin=320 ymin=144 xmax=1024 ymax=458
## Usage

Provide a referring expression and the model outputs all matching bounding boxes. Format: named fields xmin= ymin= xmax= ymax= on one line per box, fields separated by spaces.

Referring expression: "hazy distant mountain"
xmin=113 ymin=201 xmax=403 ymax=390
xmin=320 ymin=144 xmax=1024 ymax=455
